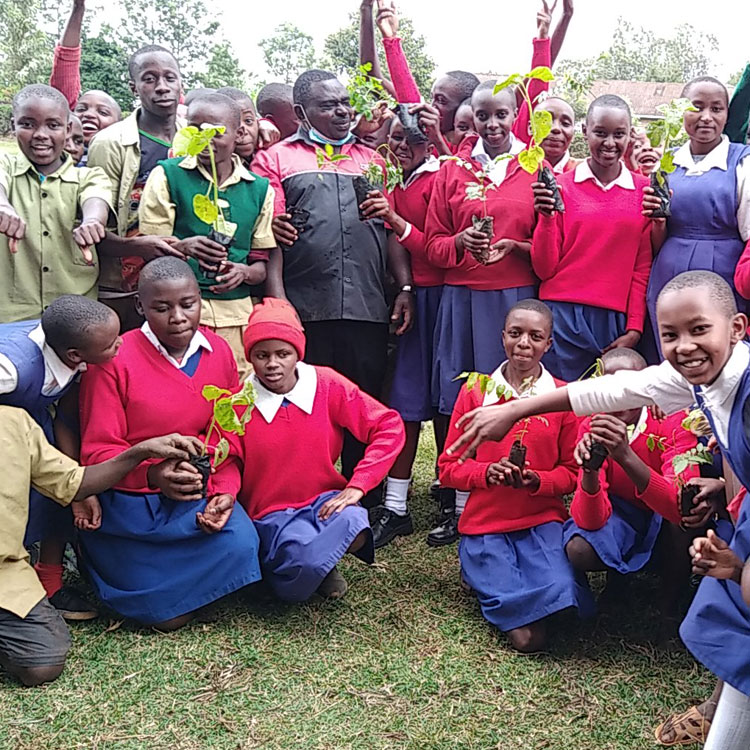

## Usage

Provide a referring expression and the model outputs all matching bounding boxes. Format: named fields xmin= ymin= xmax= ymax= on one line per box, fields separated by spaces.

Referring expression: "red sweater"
xmin=734 ymin=239 xmax=750 ymax=300
xmin=50 ymin=44 xmax=81 ymax=110
xmin=389 ymin=166 xmax=444 ymax=287
xmin=424 ymin=135 xmax=538 ymax=290
xmin=79 ymin=328 xmax=241 ymax=495
xmin=531 ymin=167 xmax=653 ymax=331
xmin=236 ymin=366 xmax=405 ymax=520
xmin=569 ymin=411 xmax=699 ymax=529
xmin=439 ymin=379 xmax=579 ymax=535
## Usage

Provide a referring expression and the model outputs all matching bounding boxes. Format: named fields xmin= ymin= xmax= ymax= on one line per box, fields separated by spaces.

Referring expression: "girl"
xmin=646 ymin=76 xmax=750 ymax=335
xmin=532 ymin=95 xmax=653 ymax=381
xmin=78 ymin=257 xmax=261 ymax=630
xmin=536 ymin=97 xmax=578 ymax=174
xmin=440 ymin=300 xmax=593 ymax=652
xmin=236 ymin=298 xmax=405 ymax=601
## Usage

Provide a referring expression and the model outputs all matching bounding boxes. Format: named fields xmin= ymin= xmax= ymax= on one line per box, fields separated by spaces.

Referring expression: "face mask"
xmin=299 ymin=105 xmax=354 ymax=147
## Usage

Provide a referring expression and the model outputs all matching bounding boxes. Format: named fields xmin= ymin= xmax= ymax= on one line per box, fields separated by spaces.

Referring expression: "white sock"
xmin=384 ymin=477 xmax=410 ymax=515
xmin=455 ymin=490 xmax=469 ymax=515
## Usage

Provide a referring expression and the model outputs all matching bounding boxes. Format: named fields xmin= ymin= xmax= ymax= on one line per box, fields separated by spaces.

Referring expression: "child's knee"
xmin=14 ymin=662 xmax=66 ymax=687
xmin=507 ymin=622 xmax=547 ymax=653
xmin=565 ymin=535 xmax=598 ymax=571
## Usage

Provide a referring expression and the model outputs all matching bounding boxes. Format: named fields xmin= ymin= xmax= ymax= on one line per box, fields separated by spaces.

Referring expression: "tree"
xmin=258 ymin=23 xmax=316 ymax=85
xmin=728 ymin=68 xmax=746 ymax=87
xmin=80 ymin=32 xmax=132 ymax=110
xmin=0 ymin=0 xmax=53 ymax=95
xmin=193 ymin=42 xmax=248 ymax=90
xmin=321 ymin=12 xmax=435 ymax=97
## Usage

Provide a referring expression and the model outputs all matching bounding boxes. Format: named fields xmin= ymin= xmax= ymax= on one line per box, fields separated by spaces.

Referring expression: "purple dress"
xmin=647 ymin=142 xmax=750 ymax=339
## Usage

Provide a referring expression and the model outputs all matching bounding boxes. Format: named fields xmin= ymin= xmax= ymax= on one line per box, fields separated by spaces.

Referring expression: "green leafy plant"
xmin=513 ymin=415 xmax=550 ymax=447
xmin=315 ymin=143 xmax=352 ymax=171
xmin=347 ymin=63 xmax=396 ymax=121
xmin=361 ymin=144 xmax=404 ymax=192
xmin=646 ymin=98 xmax=696 ymax=186
xmin=493 ymin=66 xmax=556 ymax=174
xmin=199 ymin=380 xmax=257 ymax=469
xmin=644 ymin=430 xmax=713 ymax=489
xmin=578 ymin=358 xmax=605 ymax=381
xmin=456 ymin=371 xmax=536 ymax=402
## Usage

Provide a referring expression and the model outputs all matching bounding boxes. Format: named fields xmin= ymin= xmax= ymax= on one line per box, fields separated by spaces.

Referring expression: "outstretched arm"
xmin=550 ymin=0 xmax=574 ymax=66
xmin=50 ymin=0 xmax=85 ymax=109
xmin=360 ymin=0 xmax=397 ymax=99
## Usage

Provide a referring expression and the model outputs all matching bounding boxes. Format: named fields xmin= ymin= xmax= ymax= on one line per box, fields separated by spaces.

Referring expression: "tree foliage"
xmin=193 ymin=42 xmax=248 ymax=91
xmin=0 ymin=0 xmax=52 ymax=96
xmin=80 ymin=31 xmax=132 ymax=110
xmin=258 ymin=23 xmax=316 ymax=85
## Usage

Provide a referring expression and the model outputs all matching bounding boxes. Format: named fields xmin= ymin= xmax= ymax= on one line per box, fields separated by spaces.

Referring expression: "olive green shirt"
xmin=0 ymin=152 xmax=113 ymax=322
xmin=0 ymin=406 xmax=84 ymax=618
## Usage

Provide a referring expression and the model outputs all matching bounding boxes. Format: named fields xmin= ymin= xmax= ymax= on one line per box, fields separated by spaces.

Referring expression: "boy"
xmin=139 ymin=92 xmax=276 ymax=379
xmin=65 ymin=114 xmax=85 ymax=165
xmin=0 ymin=414 xmax=201 ymax=686
xmin=88 ymin=44 xmax=184 ymax=330
xmin=0 ymin=84 xmax=111 ymax=324
xmin=217 ymin=87 xmax=260 ymax=166
xmin=255 ymin=83 xmax=299 ymax=140
xmin=0 ymin=295 xmax=122 ymax=619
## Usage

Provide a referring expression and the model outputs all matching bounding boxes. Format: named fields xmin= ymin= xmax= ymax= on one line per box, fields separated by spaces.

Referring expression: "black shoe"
xmin=426 ymin=514 xmax=459 ymax=547
xmin=429 ymin=479 xmax=441 ymax=500
xmin=371 ymin=506 xmax=414 ymax=549
xmin=49 ymin=586 xmax=98 ymax=621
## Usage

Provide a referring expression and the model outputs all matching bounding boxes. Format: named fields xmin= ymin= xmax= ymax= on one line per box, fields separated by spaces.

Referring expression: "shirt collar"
xmin=471 ymin=133 xmax=524 ymax=164
xmin=250 ymin=361 xmax=317 ymax=423
xmin=403 ymin=155 xmax=440 ymax=188
xmin=698 ymin=341 xmax=750 ymax=410
xmin=10 ymin=151 xmax=79 ymax=182
xmin=178 ymin=153 xmax=255 ymax=186
xmin=27 ymin=323 xmax=85 ymax=389
xmin=552 ymin=151 xmax=571 ymax=174
xmin=673 ymin=135 xmax=730 ymax=174
xmin=482 ymin=361 xmax=557 ymax=405
xmin=140 ymin=322 xmax=213 ymax=369
xmin=574 ymin=159 xmax=635 ymax=191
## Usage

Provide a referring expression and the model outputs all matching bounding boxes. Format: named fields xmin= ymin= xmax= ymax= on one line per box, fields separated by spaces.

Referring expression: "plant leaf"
xmin=527 ymin=66 xmax=554 ymax=82
xmin=214 ymin=396 xmax=244 ymax=436
xmin=193 ymin=193 xmax=218 ymax=225
xmin=466 ymin=372 xmax=479 ymax=391
xmin=213 ymin=437 xmax=230 ymax=469
xmin=531 ymin=109 xmax=553 ymax=145
xmin=518 ymin=145 xmax=545 ymax=175
xmin=493 ymin=73 xmax=523 ymax=94
xmin=202 ymin=384 xmax=232 ymax=402
xmin=661 ymin=150 xmax=676 ymax=175
xmin=646 ymin=435 xmax=655 ymax=451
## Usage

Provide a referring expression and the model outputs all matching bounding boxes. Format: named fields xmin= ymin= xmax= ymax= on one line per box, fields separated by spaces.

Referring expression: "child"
xmin=255 ymin=83 xmax=299 ymax=140
xmin=217 ymin=87 xmax=260 ymax=167
xmin=532 ymin=95 xmax=653 ymax=381
xmin=139 ymin=92 xmax=275 ymax=380
xmin=646 ymin=76 xmax=750 ymax=335
xmin=627 ymin=127 xmax=662 ymax=176
xmin=440 ymin=300 xmax=593 ymax=652
xmin=88 ymin=44 xmax=184 ymax=331
xmin=0 ymin=411 xmax=202 ymax=687
xmin=236 ymin=298 xmax=404 ymax=601
xmin=0 ymin=295 xmax=121 ymax=620
xmin=78 ymin=257 xmax=261 ymax=629
xmin=452 ymin=99 xmax=475 ymax=144
xmin=0 ymin=84 xmax=111 ymax=324
xmin=536 ymin=97 xmax=577 ymax=173
xmin=447 ymin=271 xmax=750 ymax=747
xmin=65 ymin=114 xmax=85 ymax=165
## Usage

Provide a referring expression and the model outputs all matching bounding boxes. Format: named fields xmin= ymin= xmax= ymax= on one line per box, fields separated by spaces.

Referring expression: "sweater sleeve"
xmin=625 ymin=220 xmax=652 ymax=332
xmin=438 ymin=386 xmax=493 ymax=491
xmin=50 ymin=44 xmax=81 ymax=110
xmin=531 ymin=411 xmax=579 ymax=498
xmin=331 ymin=375 xmax=405 ymax=493
xmin=424 ymin=165 xmax=462 ymax=268
xmin=568 ymin=419 xmax=613 ymax=530
xmin=382 ymin=37 xmax=421 ymax=104
xmin=512 ymin=38 xmax=551 ymax=143
xmin=726 ymin=64 xmax=750 ymax=144
xmin=250 ymin=148 xmax=287 ymax=215
xmin=530 ymin=211 xmax=563 ymax=281
xmin=735 ymin=240 xmax=750 ymax=299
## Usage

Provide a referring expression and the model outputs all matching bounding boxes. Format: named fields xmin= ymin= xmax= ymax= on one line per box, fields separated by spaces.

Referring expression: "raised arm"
xmin=50 ymin=0 xmax=85 ymax=109
xmin=375 ymin=0 xmax=420 ymax=103
xmin=550 ymin=0 xmax=574 ymax=66
xmin=360 ymin=0 xmax=397 ymax=99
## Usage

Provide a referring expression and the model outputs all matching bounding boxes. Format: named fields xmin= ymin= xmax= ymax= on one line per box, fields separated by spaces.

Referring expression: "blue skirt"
xmin=562 ymin=494 xmax=663 ymax=575
xmin=389 ymin=285 xmax=443 ymax=421
xmin=254 ymin=491 xmax=374 ymax=603
xmin=433 ymin=285 xmax=537 ymax=415
xmin=80 ymin=490 xmax=261 ymax=624
xmin=459 ymin=522 xmax=595 ymax=632
xmin=543 ymin=301 xmax=626 ymax=381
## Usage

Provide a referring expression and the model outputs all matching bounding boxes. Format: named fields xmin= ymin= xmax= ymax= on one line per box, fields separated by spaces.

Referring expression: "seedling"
xmin=354 ymin=144 xmax=404 ymax=220
xmin=509 ymin=415 xmax=549 ymax=469
xmin=577 ymin=359 xmax=609 ymax=471
xmin=190 ymin=380 xmax=257 ymax=491
xmin=347 ymin=63 xmax=396 ymax=122
xmin=646 ymin=98 xmax=697 ymax=218
xmin=172 ymin=123 xmax=233 ymax=280
xmin=315 ymin=143 xmax=352 ymax=171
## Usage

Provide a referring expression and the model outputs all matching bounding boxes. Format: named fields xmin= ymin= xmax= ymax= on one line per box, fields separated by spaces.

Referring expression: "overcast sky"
xmin=212 ymin=0 xmax=746 ymax=82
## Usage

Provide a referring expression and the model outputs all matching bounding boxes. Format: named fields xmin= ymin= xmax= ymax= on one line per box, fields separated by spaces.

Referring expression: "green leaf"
xmin=202 ymin=384 xmax=232 ymax=402
xmin=466 ymin=372 xmax=479 ymax=391
xmin=526 ymin=66 xmax=554 ymax=83
xmin=213 ymin=437 xmax=229 ymax=469
xmin=172 ymin=126 xmax=200 ymax=157
xmin=531 ymin=109 xmax=553 ymax=145
xmin=518 ymin=145 xmax=545 ymax=175
xmin=646 ymin=122 xmax=665 ymax=148
xmin=193 ymin=193 xmax=218 ymax=225
xmin=673 ymin=455 xmax=689 ymax=476
xmin=214 ymin=396 xmax=244 ymax=436
xmin=493 ymin=73 xmax=523 ymax=94
xmin=325 ymin=143 xmax=334 ymax=157
xmin=485 ymin=378 xmax=496 ymax=395
xmin=661 ymin=150 xmax=676 ymax=175
xmin=646 ymin=435 xmax=655 ymax=451
xmin=454 ymin=372 xmax=471 ymax=381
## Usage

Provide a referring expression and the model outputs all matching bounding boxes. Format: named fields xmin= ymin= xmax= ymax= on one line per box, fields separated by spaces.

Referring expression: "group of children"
xmin=0 ymin=0 xmax=749 ymax=746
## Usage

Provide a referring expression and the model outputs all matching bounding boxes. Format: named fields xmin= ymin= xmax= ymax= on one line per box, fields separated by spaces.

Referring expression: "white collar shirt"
xmin=251 ymin=361 xmax=318 ymax=423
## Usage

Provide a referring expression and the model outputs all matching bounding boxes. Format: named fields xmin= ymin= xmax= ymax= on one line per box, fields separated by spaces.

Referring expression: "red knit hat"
xmin=243 ymin=298 xmax=306 ymax=359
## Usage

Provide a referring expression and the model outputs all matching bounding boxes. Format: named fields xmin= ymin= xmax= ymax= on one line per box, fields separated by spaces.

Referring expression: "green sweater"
xmin=726 ymin=64 xmax=750 ymax=145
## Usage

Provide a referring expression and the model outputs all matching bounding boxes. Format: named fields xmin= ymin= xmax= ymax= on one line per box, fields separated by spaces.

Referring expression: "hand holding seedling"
xmin=0 ymin=202 xmax=26 ymax=252
xmin=532 ymin=180 xmax=559 ymax=216
xmin=318 ymin=487 xmax=365 ymax=520
xmin=680 ymin=477 xmax=725 ymax=529
xmin=493 ymin=458 xmax=540 ymax=490
xmin=73 ymin=218 xmax=106 ymax=263
xmin=588 ymin=414 xmax=631 ymax=462
xmin=196 ymin=494 xmax=235 ymax=534
xmin=641 ymin=185 xmax=671 ymax=218
xmin=72 ymin=495 xmax=102 ymax=531
xmin=456 ymin=227 xmax=491 ymax=260
xmin=272 ymin=214 xmax=299 ymax=246
xmin=147 ymin=458 xmax=205 ymax=501
xmin=359 ymin=190 xmax=392 ymax=221
xmin=132 ymin=234 xmax=186 ymax=261
xmin=178 ymin=235 xmax=228 ymax=271
xmin=408 ymin=103 xmax=441 ymax=145
xmin=690 ymin=529 xmax=743 ymax=582
xmin=485 ymin=238 xmax=530 ymax=265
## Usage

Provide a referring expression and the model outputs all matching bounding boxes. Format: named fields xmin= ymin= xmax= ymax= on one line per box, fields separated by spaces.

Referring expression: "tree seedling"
xmin=172 ymin=123 xmax=234 ymax=280
xmin=347 ymin=63 xmax=396 ymax=122
xmin=494 ymin=66 xmax=564 ymax=211
xmin=646 ymin=98 xmax=697 ymax=218
xmin=191 ymin=380 xmax=257 ymax=491
xmin=576 ymin=358 xmax=610 ymax=471
xmin=354 ymin=144 xmax=404 ymax=220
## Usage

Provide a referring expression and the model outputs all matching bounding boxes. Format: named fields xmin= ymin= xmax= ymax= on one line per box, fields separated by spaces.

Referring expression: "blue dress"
xmin=680 ymin=350 xmax=750 ymax=695
xmin=647 ymin=142 xmax=750 ymax=342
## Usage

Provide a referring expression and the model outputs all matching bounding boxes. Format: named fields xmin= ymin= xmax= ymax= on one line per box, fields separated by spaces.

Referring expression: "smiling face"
xmin=298 ymin=79 xmax=354 ymax=141
xmin=249 ymin=338 xmax=299 ymax=394
xmin=537 ymin=98 xmax=575 ymax=163
xmin=502 ymin=308 xmax=552 ymax=379
xmin=388 ymin=118 xmax=428 ymax=173
xmin=130 ymin=51 xmax=181 ymax=119
xmin=13 ymin=97 xmax=70 ymax=174
xmin=187 ymin=100 xmax=238 ymax=170
xmin=683 ymin=81 xmax=728 ymax=155
xmin=137 ymin=276 xmax=202 ymax=359
xmin=472 ymin=87 xmax=517 ymax=158
xmin=657 ymin=286 xmax=747 ymax=386
xmin=629 ymin=129 xmax=662 ymax=175
xmin=452 ymin=101 xmax=475 ymax=143
xmin=234 ymin=98 xmax=259 ymax=161
xmin=65 ymin=115 xmax=85 ymax=163
xmin=73 ymin=90 xmax=121 ymax=144
xmin=583 ymin=105 xmax=631 ymax=170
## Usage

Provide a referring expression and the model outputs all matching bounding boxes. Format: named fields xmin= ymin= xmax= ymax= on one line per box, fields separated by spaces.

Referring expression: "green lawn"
xmin=1 ymin=427 xmax=711 ymax=750
xmin=0 ymin=138 xmax=18 ymax=155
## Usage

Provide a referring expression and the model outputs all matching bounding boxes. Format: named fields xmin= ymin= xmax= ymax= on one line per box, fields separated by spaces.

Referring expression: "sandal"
xmin=654 ymin=705 xmax=712 ymax=746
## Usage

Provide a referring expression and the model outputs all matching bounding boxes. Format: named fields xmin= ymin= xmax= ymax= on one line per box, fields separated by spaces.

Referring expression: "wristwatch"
xmin=400 ymin=285 xmax=414 ymax=294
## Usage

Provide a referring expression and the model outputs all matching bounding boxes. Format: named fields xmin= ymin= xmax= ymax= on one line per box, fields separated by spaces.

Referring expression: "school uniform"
xmin=532 ymin=161 xmax=652 ymax=381
xmin=139 ymin=154 xmax=276 ymax=380
xmin=0 ymin=321 xmax=84 ymax=544
xmin=646 ymin=136 xmax=750 ymax=335
xmin=440 ymin=364 xmax=594 ymax=632
xmin=425 ymin=134 xmax=538 ymax=415
xmin=564 ymin=410 xmax=697 ymax=574
xmin=387 ymin=158 xmax=443 ymax=420
xmin=236 ymin=363 xmax=405 ymax=602
xmin=551 ymin=152 xmax=579 ymax=175
xmin=78 ymin=325 xmax=261 ymax=624
xmin=567 ymin=342 xmax=750 ymax=695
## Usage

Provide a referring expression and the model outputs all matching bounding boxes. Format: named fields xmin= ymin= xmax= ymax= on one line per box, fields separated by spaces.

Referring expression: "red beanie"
xmin=243 ymin=298 xmax=306 ymax=359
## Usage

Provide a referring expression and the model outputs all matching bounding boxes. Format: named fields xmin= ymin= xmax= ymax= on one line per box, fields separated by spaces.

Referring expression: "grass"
xmin=0 ymin=427 xmax=712 ymax=750
xmin=0 ymin=137 xmax=18 ymax=155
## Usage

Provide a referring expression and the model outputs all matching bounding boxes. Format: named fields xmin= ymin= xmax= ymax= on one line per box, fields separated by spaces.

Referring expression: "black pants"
xmin=304 ymin=320 xmax=389 ymax=491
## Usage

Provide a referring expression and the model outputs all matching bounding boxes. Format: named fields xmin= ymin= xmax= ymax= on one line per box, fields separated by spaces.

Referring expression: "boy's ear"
xmin=129 ymin=79 xmax=138 ymax=97
xmin=730 ymin=312 xmax=748 ymax=343
xmin=581 ymin=122 xmax=588 ymax=137
xmin=66 ymin=348 xmax=84 ymax=366
xmin=293 ymin=104 xmax=306 ymax=125
xmin=134 ymin=294 xmax=144 ymax=317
